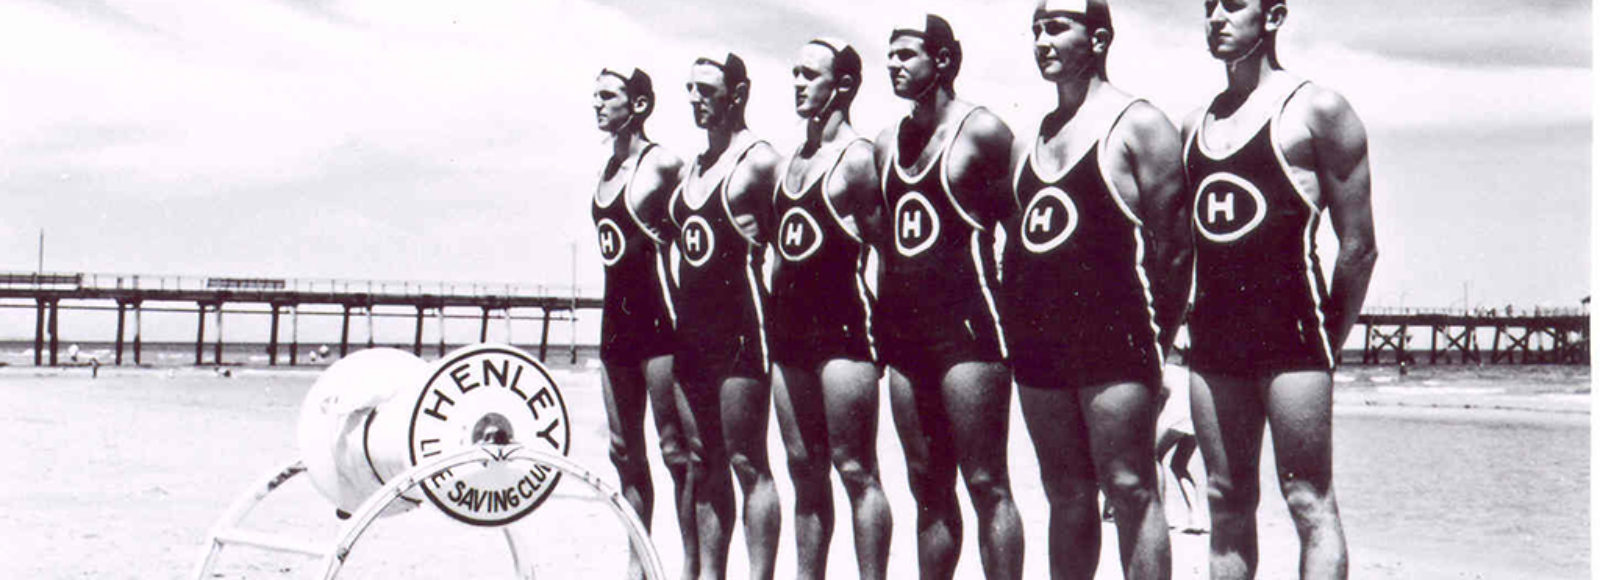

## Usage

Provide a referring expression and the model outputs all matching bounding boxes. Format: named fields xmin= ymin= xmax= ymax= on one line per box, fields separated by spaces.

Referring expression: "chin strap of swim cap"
xmin=805 ymin=38 xmax=859 ymax=124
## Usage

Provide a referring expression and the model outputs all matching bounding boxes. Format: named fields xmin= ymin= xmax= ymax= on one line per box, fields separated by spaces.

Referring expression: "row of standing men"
xmin=589 ymin=3 xmax=1375 ymax=580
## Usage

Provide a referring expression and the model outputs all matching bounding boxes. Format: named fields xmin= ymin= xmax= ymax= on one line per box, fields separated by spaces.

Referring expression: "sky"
xmin=0 ymin=0 xmax=1590 ymax=342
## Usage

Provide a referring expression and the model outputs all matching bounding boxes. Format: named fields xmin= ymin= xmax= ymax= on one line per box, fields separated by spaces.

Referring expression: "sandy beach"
xmin=0 ymin=361 xmax=1587 ymax=579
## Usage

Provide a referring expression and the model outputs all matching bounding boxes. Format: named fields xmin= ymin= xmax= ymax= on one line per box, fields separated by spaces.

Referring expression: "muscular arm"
xmin=1305 ymin=88 xmax=1377 ymax=353
xmin=826 ymin=140 xmax=884 ymax=247
xmin=945 ymin=108 xmax=1018 ymax=227
xmin=629 ymin=146 xmax=685 ymax=246
xmin=866 ymin=127 xmax=898 ymax=250
xmin=1113 ymin=103 xmax=1192 ymax=357
xmin=725 ymin=141 xmax=781 ymax=246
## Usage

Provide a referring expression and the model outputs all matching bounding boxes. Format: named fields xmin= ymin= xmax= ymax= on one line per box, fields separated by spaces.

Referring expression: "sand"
xmin=0 ymin=363 xmax=1587 ymax=579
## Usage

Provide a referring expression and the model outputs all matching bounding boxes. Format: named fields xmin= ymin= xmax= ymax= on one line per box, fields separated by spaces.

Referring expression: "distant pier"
xmin=1 ymin=272 xmax=1589 ymax=368
xmin=1 ymin=272 xmax=599 ymax=367
xmin=1358 ymin=307 xmax=1589 ymax=365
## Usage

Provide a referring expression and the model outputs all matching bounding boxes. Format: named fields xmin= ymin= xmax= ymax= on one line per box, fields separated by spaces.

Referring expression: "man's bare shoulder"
xmin=643 ymin=145 xmax=685 ymax=179
xmin=1179 ymin=108 xmax=1205 ymax=146
xmin=955 ymin=107 xmax=1014 ymax=152
xmin=740 ymin=140 xmax=782 ymax=179
xmin=1115 ymin=101 xmax=1180 ymax=144
xmin=1283 ymin=83 xmax=1364 ymax=136
xmin=872 ymin=124 xmax=898 ymax=164
xmin=727 ymin=139 xmax=781 ymax=199
xmin=836 ymin=139 xmax=878 ymax=181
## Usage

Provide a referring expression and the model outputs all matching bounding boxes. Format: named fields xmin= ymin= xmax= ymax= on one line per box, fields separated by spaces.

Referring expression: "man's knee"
xmin=787 ymin=446 xmax=831 ymax=487
xmin=831 ymin=453 xmax=881 ymax=495
xmin=905 ymin=466 xmax=958 ymax=510
xmin=960 ymin=467 xmax=1014 ymax=510
xmin=609 ymin=437 xmax=648 ymax=476
xmin=1039 ymin=473 xmax=1097 ymax=509
xmin=1280 ymin=479 xmax=1339 ymax=525
xmin=1206 ymin=473 xmax=1260 ymax=515
xmin=1101 ymin=469 xmax=1158 ymax=511
xmin=657 ymin=437 xmax=695 ymax=472
xmin=728 ymin=451 xmax=767 ymax=484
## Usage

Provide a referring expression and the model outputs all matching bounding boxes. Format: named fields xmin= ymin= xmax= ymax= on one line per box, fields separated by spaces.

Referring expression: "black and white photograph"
xmin=0 ymin=1 xmax=1589 ymax=578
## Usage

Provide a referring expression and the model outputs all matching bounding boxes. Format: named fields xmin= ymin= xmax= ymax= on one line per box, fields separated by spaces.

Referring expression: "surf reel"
xmin=191 ymin=344 xmax=664 ymax=579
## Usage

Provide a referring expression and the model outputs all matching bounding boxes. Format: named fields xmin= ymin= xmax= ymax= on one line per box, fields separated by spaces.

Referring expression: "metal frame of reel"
xmin=191 ymin=444 xmax=665 ymax=580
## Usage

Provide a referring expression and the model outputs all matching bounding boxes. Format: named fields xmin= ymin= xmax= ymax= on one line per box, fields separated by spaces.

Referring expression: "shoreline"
xmin=3 ymin=364 xmax=1586 ymax=578
xmin=2 ymin=363 xmax=1585 ymax=418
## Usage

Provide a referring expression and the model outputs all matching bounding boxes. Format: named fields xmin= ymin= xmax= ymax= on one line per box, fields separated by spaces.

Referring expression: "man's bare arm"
xmin=630 ymin=147 xmax=685 ymax=245
xmin=726 ymin=141 xmax=781 ymax=246
xmin=1118 ymin=103 xmax=1192 ymax=357
xmin=1307 ymin=88 xmax=1377 ymax=352
xmin=946 ymin=108 xmax=1017 ymax=226
xmin=827 ymin=140 xmax=884 ymax=246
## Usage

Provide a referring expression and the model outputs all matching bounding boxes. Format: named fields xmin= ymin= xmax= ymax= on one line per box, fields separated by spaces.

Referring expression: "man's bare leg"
xmin=942 ymin=362 xmax=1024 ymax=580
xmin=721 ymin=376 xmax=781 ymax=580
xmin=1265 ymin=370 xmax=1347 ymax=579
xmin=889 ymin=366 xmax=962 ymax=579
xmin=1190 ymin=371 xmax=1267 ymax=580
xmin=822 ymin=359 xmax=892 ymax=580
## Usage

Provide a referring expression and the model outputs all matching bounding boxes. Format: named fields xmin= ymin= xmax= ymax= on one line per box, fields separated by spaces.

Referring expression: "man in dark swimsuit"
xmin=873 ymin=14 xmax=1024 ymax=580
xmin=769 ymin=38 xmax=892 ymax=580
xmin=1183 ymin=1 xmax=1377 ymax=577
xmin=590 ymin=67 xmax=695 ymax=580
xmin=669 ymin=53 xmax=783 ymax=580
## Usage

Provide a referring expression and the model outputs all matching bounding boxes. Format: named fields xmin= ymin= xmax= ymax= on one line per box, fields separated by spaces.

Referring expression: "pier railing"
xmin=3 ymin=271 xmax=603 ymax=368
xmin=4 ymin=272 xmax=596 ymax=301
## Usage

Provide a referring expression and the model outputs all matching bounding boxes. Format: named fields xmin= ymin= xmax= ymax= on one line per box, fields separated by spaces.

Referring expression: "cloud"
xmin=0 ymin=0 xmax=1587 ymax=310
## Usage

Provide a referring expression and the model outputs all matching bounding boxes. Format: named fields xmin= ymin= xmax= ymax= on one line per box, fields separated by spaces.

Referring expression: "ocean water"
xmin=1335 ymin=409 xmax=1588 ymax=577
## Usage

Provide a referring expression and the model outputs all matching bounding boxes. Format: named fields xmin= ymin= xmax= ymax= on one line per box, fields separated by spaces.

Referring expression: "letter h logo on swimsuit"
xmin=1194 ymin=172 xmax=1267 ymax=243
xmin=1020 ymin=187 xmax=1079 ymax=254
xmin=893 ymin=191 xmax=940 ymax=257
xmin=778 ymin=208 xmax=824 ymax=261
xmin=595 ymin=219 xmax=626 ymax=266
xmin=680 ymin=215 xmax=716 ymax=267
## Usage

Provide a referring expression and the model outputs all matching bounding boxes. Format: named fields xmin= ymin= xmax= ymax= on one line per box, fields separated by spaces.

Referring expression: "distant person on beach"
xmin=1004 ymin=1 xmax=1190 ymax=577
xmin=590 ymin=66 xmax=697 ymax=580
xmin=768 ymin=38 xmax=892 ymax=580
xmin=669 ymin=52 xmax=783 ymax=580
xmin=1182 ymin=0 xmax=1377 ymax=578
xmin=874 ymin=14 xmax=1024 ymax=579
xmin=1155 ymin=365 xmax=1204 ymax=534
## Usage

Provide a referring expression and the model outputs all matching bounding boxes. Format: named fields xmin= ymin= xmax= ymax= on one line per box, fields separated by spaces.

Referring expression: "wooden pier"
xmin=1358 ymin=307 xmax=1589 ymax=365
xmin=1 ymin=272 xmax=600 ymax=367
xmin=2 ymin=272 xmax=1589 ymax=368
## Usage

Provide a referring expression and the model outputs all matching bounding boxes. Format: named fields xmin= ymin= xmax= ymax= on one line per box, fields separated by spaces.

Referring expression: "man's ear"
xmin=1264 ymin=3 xmax=1287 ymax=33
xmin=837 ymin=74 xmax=857 ymax=96
xmin=1091 ymin=28 xmax=1113 ymax=57
xmin=934 ymin=47 xmax=953 ymax=74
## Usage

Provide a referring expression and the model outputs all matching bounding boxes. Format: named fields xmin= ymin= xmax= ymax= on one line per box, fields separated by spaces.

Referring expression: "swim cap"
xmin=807 ymin=37 xmax=862 ymax=84
xmin=1034 ymin=0 xmax=1112 ymax=33
xmin=889 ymin=14 xmax=962 ymax=85
xmin=890 ymin=13 xmax=958 ymax=54
xmin=599 ymin=67 xmax=654 ymax=102
xmin=694 ymin=52 xmax=749 ymax=89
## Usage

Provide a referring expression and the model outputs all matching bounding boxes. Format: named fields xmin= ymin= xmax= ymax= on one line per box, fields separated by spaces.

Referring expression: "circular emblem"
xmin=1194 ymin=173 xmax=1267 ymax=243
xmin=408 ymin=344 xmax=571 ymax=526
xmin=595 ymin=218 xmax=626 ymax=267
xmin=893 ymin=191 xmax=941 ymax=257
xmin=679 ymin=215 xmax=716 ymax=268
xmin=777 ymin=208 xmax=824 ymax=262
xmin=1020 ymin=187 xmax=1079 ymax=254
